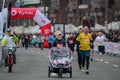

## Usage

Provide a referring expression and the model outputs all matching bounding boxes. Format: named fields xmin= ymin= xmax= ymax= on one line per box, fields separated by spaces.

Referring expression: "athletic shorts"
xmin=98 ymin=46 xmax=105 ymax=54
xmin=90 ymin=45 xmax=94 ymax=49
xmin=79 ymin=50 xmax=90 ymax=58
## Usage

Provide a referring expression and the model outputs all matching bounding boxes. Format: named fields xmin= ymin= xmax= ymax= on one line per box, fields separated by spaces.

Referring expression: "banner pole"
xmin=0 ymin=0 xmax=6 ymax=66
xmin=7 ymin=2 xmax=12 ymax=29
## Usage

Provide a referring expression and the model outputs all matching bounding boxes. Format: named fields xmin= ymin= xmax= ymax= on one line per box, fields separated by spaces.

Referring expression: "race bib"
xmin=84 ymin=38 xmax=89 ymax=44
xmin=69 ymin=40 xmax=73 ymax=44
xmin=84 ymin=41 xmax=89 ymax=44
xmin=98 ymin=41 xmax=103 ymax=44
xmin=57 ymin=44 xmax=63 ymax=48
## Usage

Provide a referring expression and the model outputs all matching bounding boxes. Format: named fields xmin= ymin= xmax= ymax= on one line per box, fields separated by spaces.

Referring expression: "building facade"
xmin=50 ymin=0 xmax=120 ymax=26
xmin=50 ymin=0 xmax=80 ymax=26
xmin=0 ymin=0 xmax=120 ymax=27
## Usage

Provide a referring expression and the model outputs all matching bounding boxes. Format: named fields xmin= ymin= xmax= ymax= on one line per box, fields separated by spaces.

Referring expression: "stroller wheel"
xmin=70 ymin=67 xmax=72 ymax=78
xmin=48 ymin=66 xmax=51 ymax=77
xmin=59 ymin=69 xmax=63 ymax=78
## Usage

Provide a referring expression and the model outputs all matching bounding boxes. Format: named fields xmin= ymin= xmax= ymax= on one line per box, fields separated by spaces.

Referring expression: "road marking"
xmin=95 ymin=59 xmax=120 ymax=68
xmin=95 ymin=58 xmax=100 ymax=61
xmin=46 ymin=55 xmax=49 ymax=57
xmin=113 ymin=64 xmax=119 ymax=68
xmin=42 ymin=53 xmax=46 ymax=55
xmin=110 ymin=69 xmax=118 ymax=71
xmin=104 ymin=61 xmax=109 ymax=64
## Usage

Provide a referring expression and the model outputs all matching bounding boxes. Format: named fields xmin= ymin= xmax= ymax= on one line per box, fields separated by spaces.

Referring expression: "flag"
xmin=0 ymin=12 xmax=4 ymax=39
xmin=33 ymin=9 xmax=51 ymax=36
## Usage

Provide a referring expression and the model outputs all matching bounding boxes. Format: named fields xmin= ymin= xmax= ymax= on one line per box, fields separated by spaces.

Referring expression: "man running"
xmin=76 ymin=26 xmax=93 ymax=74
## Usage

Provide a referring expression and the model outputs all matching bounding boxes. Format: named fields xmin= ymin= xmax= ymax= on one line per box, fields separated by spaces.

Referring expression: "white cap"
xmin=7 ymin=28 xmax=11 ymax=32
xmin=56 ymin=31 xmax=63 ymax=36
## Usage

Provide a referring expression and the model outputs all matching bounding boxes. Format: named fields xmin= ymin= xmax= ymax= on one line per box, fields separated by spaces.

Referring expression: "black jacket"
xmin=52 ymin=39 xmax=66 ymax=47
xmin=74 ymin=33 xmax=80 ymax=51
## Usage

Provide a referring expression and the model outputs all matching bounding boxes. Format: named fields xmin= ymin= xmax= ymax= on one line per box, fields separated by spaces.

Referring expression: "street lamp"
xmin=119 ymin=21 xmax=120 ymax=30
xmin=44 ymin=0 xmax=46 ymax=16
xmin=50 ymin=13 xmax=57 ymax=24
xmin=105 ymin=0 xmax=109 ymax=33
xmin=2 ymin=0 xmax=6 ymax=11
xmin=78 ymin=0 xmax=91 ymax=22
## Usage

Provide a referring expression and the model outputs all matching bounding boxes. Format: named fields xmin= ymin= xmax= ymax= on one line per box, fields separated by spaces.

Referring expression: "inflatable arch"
xmin=3 ymin=8 xmax=51 ymax=36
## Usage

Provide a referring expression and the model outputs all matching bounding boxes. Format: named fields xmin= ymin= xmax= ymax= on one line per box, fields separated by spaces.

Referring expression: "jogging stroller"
xmin=48 ymin=47 xmax=73 ymax=78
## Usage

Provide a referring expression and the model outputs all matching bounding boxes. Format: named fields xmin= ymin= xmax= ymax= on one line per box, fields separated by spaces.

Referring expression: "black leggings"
xmin=82 ymin=56 xmax=90 ymax=70
xmin=49 ymin=43 xmax=52 ymax=48
xmin=77 ymin=50 xmax=81 ymax=69
xmin=79 ymin=50 xmax=90 ymax=70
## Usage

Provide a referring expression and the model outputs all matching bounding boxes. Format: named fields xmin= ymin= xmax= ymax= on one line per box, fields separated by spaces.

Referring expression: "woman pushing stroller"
xmin=48 ymin=31 xmax=73 ymax=78
xmin=52 ymin=31 xmax=66 ymax=48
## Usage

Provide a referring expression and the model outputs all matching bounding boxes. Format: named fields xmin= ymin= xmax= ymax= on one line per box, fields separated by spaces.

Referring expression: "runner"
xmin=67 ymin=33 xmax=75 ymax=52
xmin=52 ymin=31 xmax=66 ymax=48
xmin=24 ymin=34 xmax=29 ymax=49
xmin=74 ymin=28 xmax=83 ymax=70
xmin=95 ymin=31 xmax=108 ymax=62
xmin=32 ymin=35 xmax=39 ymax=48
xmin=76 ymin=26 xmax=93 ymax=74
xmin=38 ymin=34 xmax=45 ymax=50
xmin=48 ymin=32 xmax=56 ymax=48
xmin=90 ymin=32 xmax=97 ymax=61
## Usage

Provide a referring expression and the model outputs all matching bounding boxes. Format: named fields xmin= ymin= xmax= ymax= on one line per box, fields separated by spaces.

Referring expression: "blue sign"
xmin=15 ymin=1 xmax=21 ymax=7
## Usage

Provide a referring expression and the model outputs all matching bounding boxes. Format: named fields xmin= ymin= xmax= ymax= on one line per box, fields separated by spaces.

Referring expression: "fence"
xmin=94 ymin=42 xmax=120 ymax=55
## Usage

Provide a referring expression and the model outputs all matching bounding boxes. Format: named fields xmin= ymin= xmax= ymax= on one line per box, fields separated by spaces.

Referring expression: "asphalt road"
xmin=0 ymin=47 xmax=120 ymax=80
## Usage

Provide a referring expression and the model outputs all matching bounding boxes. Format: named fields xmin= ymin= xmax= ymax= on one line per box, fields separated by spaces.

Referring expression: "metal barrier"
xmin=94 ymin=42 xmax=120 ymax=55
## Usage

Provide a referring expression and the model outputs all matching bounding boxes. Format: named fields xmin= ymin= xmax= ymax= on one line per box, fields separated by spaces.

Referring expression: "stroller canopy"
xmin=49 ymin=47 xmax=72 ymax=60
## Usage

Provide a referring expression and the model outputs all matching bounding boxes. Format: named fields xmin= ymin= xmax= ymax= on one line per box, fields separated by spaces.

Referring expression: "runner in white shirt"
xmin=95 ymin=31 xmax=108 ymax=62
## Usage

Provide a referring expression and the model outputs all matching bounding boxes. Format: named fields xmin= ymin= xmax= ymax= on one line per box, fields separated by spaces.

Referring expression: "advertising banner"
xmin=0 ymin=13 xmax=3 ymax=39
xmin=94 ymin=42 xmax=120 ymax=55
xmin=41 ymin=23 xmax=51 ymax=36
xmin=11 ymin=8 xmax=37 ymax=18
xmin=3 ymin=8 xmax=37 ymax=19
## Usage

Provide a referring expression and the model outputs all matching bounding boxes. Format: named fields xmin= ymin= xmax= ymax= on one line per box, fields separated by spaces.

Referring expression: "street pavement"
xmin=0 ymin=47 xmax=120 ymax=80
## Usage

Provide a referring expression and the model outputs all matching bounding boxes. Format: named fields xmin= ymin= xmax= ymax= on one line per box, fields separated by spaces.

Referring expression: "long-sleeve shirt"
xmin=1 ymin=35 xmax=19 ymax=47
xmin=52 ymin=39 xmax=66 ymax=48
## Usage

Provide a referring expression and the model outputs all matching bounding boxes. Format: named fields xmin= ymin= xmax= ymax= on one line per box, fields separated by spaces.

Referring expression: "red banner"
xmin=10 ymin=8 xmax=37 ymax=18
xmin=41 ymin=23 xmax=51 ymax=36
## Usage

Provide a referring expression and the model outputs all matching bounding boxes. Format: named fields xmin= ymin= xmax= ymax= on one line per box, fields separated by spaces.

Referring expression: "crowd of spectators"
xmin=107 ymin=30 xmax=120 ymax=43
